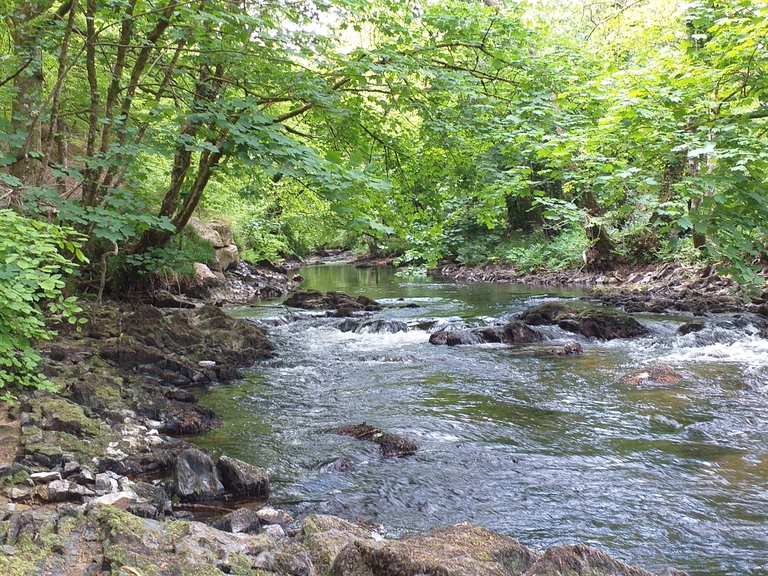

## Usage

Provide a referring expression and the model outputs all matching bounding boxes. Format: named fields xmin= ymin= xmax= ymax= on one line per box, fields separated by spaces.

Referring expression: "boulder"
xmin=210 ymin=220 xmax=235 ymax=245
xmin=188 ymin=217 xmax=225 ymax=248
xmin=217 ymin=455 xmax=270 ymax=498
xmin=302 ymin=515 xmax=376 ymax=575
xmin=253 ymin=542 xmax=316 ymax=575
xmin=339 ymin=319 xmax=409 ymax=334
xmin=89 ymin=490 xmax=140 ymax=510
xmin=332 ymin=523 xmax=538 ymax=576
xmin=285 ymin=290 xmax=382 ymax=314
xmin=677 ymin=321 xmax=706 ymax=336
xmin=30 ymin=470 xmax=61 ymax=484
xmin=173 ymin=448 xmax=224 ymax=501
xmin=185 ymin=262 xmax=226 ymax=298
xmin=215 ymin=244 xmax=240 ymax=272
xmin=522 ymin=544 xmax=656 ymax=576
xmin=519 ymin=303 xmax=648 ymax=340
xmin=45 ymin=479 xmax=95 ymax=502
xmin=333 ymin=423 xmax=417 ymax=457
xmin=213 ymin=507 xmax=262 ymax=534
xmin=430 ymin=321 xmax=542 ymax=347
xmin=256 ymin=505 xmax=294 ymax=526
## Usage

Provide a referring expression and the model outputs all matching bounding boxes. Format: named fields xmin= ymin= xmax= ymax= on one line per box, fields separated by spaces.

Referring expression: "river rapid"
xmin=196 ymin=264 xmax=768 ymax=575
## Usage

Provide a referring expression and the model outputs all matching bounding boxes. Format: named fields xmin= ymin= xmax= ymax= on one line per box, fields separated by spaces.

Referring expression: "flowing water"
xmin=196 ymin=264 xmax=768 ymax=575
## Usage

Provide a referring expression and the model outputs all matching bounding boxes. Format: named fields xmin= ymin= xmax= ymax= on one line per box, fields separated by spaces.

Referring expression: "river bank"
xmin=433 ymin=261 xmax=768 ymax=315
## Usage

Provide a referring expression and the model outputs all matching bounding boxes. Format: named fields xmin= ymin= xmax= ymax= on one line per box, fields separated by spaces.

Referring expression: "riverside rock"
xmin=519 ymin=303 xmax=649 ymax=340
xmin=173 ymin=448 xmax=224 ymax=501
xmin=332 ymin=523 xmax=538 ymax=576
xmin=217 ymin=455 xmax=270 ymax=498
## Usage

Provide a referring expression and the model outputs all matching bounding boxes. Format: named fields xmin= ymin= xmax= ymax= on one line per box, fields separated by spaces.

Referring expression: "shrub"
xmin=0 ymin=210 xmax=87 ymax=397
xmin=505 ymin=226 xmax=588 ymax=272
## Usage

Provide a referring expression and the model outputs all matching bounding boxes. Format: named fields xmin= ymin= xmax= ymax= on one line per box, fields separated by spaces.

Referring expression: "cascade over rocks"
xmin=338 ymin=318 xmax=409 ymax=334
xmin=429 ymin=320 xmax=542 ymax=346
xmin=519 ymin=303 xmax=648 ymax=340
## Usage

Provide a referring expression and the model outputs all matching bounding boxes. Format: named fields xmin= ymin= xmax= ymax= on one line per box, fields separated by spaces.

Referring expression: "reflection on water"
xmin=196 ymin=264 xmax=768 ymax=575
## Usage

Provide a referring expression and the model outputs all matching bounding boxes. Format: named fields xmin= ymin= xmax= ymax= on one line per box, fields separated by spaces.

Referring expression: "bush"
xmin=0 ymin=210 xmax=87 ymax=397
xmin=504 ymin=226 xmax=588 ymax=272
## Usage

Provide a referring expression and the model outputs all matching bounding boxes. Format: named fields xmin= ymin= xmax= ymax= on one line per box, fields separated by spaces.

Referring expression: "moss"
xmin=37 ymin=396 xmax=107 ymax=438
xmin=96 ymin=506 xmax=145 ymax=538
xmin=0 ymin=532 xmax=60 ymax=576
xmin=166 ymin=520 xmax=191 ymax=541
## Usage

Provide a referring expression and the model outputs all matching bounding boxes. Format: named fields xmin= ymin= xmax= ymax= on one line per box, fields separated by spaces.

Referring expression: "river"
xmin=196 ymin=263 xmax=768 ymax=575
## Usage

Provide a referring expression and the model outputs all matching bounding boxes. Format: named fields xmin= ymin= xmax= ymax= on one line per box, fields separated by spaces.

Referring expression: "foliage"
xmin=0 ymin=0 xmax=765 ymax=302
xmin=0 ymin=210 xmax=86 ymax=396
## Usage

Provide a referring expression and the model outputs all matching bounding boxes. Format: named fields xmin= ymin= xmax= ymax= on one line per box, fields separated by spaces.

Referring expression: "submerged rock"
xmin=429 ymin=321 xmax=542 ymax=346
xmin=519 ymin=303 xmax=648 ymax=340
xmin=333 ymin=423 xmax=417 ymax=457
xmin=620 ymin=366 xmax=683 ymax=387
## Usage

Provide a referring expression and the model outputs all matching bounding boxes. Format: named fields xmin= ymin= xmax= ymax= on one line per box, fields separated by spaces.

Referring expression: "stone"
xmin=332 ymin=523 xmax=538 ymax=576
xmin=519 ymin=303 xmax=649 ymax=340
xmin=63 ymin=461 xmax=80 ymax=477
xmin=198 ymin=360 xmax=217 ymax=369
xmin=30 ymin=470 xmax=62 ymax=484
xmin=301 ymin=515 xmax=375 ymax=574
xmin=333 ymin=423 xmax=417 ymax=457
xmin=7 ymin=486 xmax=31 ymax=500
xmin=173 ymin=448 xmax=225 ymax=501
xmin=95 ymin=472 xmax=119 ymax=494
xmin=45 ymin=479 xmax=95 ymax=502
xmin=216 ymin=455 xmax=269 ymax=498
xmin=89 ymin=490 xmax=140 ymax=510
xmin=284 ymin=290 xmax=382 ymax=314
xmin=188 ymin=216 xmax=225 ymax=247
xmin=620 ymin=366 xmax=684 ymax=387
xmin=522 ymin=544 xmax=657 ymax=576
xmin=678 ymin=321 xmax=706 ymax=335
xmin=253 ymin=542 xmax=315 ymax=576
xmin=263 ymin=524 xmax=286 ymax=538
xmin=215 ymin=244 xmax=240 ymax=272
xmin=213 ymin=507 xmax=262 ymax=534
xmin=256 ymin=505 xmax=294 ymax=526
xmin=429 ymin=321 xmax=542 ymax=346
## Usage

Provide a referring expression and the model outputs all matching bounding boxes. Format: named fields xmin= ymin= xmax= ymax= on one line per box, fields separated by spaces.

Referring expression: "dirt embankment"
xmin=434 ymin=262 xmax=768 ymax=315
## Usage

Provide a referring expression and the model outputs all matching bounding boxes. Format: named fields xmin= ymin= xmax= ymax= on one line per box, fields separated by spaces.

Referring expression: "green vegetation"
xmin=0 ymin=0 xmax=766 ymax=391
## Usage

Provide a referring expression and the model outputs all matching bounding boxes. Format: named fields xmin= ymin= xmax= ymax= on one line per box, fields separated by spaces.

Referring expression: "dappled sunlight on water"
xmin=197 ymin=264 xmax=768 ymax=576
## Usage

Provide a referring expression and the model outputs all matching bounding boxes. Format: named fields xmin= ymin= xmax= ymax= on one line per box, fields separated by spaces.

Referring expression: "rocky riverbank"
xmin=0 ymin=295 xmax=692 ymax=575
xmin=434 ymin=262 xmax=768 ymax=315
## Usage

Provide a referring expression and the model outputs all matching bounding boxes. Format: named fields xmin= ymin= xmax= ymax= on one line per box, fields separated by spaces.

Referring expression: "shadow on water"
xmin=195 ymin=264 xmax=768 ymax=576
